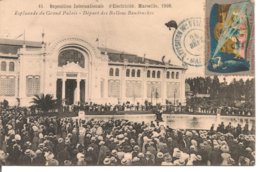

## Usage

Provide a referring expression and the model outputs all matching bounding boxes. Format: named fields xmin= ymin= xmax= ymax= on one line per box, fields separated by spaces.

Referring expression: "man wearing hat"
xmin=143 ymin=151 xmax=155 ymax=165
xmin=0 ymin=150 xmax=7 ymax=165
xmin=197 ymin=143 xmax=208 ymax=165
xmin=56 ymin=146 xmax=71 ymax=165
xmin=155 ymin=152 xmax=164 ymax=165
xmin=87 ymin=138 xmax=99 ymax=164
xmin=208 ymin=142 xmax=222 ymax=165
xmin=110 ymin=156 xmax=119 ymax=166
xmin=32 ymin=149 xmax=45 ymax=165
xmin=161 ymin=153 xmax=173 ymax=166
xmin=56 ymin=138 xmax=65 ymax=153
xmin=19 ymin=149 xmax=32 ymax=165
xmin=132 ymin=157 xmax=141 ymax=166
xmin=45 ymin=151 xmax=58 ymax=166
xmin=97 ymin=141 xmax=110 ymax=165
xmin=173 ymin=158 xmax=186 ymax=166
xmin=132 ymin=145 xmax=140 ymax=157
xmin=76 ymin=152 xmax=87 ymax=165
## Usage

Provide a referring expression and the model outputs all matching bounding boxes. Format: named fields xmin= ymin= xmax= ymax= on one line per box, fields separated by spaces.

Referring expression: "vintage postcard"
xmin=0 ymin=0 xmax=255 ymax=167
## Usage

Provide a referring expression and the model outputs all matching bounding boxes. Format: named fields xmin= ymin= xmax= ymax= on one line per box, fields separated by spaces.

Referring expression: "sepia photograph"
xmin=0 ymin=0 xmax=256 ymax=168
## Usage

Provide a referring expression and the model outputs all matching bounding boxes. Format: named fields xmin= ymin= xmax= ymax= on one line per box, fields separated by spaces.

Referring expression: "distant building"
xmin=0 ymin=36 xmax=186 ymax=106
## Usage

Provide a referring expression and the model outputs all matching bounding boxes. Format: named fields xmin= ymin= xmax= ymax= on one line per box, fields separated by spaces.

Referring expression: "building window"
xmin=176 ymin=72 xmax=179 ymax=79
xmin=167 ymin=71 xmax=170 ymax=79
xmin=115 ymin=68 xmax=119 ymax=76
xmin=147 ymin=81 xmax=161 ymax=98
xmin=1 ymin=61 xmax=6 ymax=71
xmin=171 ymin=72 xmax=175 ymax=79
xmin=157 ymin=71 xmax=161 ymax=78
xmin=167 ymin=82 xmax=180 ymax=98
xmin=109 ymin=68 xmax=114 ymax=76
xmin=152 ymin=71 xmax=156 ymax=78
xmin=58 ymin=49 xmax=85 ymax=68
xmin=147 ymin=70 xmax=150 ymax=78
xmin=137 ymin=69 xmax=141 ymax=77
xmin=131 ymin=69 xmax=135 ymax=77
xmin=126 ymin=80 xmax=142 ymax=98
xmin=9 ymin=62 xmax=15 ymax=71
xmin=0 ymin=76 xmax=15 ymax=96
xmin=26 ymin=76 xmax=40 ymax=96
xmin=126 ymin=69 xmax=130 ymax=77
xmin=108 ymin=79 xmax=120 ymax=98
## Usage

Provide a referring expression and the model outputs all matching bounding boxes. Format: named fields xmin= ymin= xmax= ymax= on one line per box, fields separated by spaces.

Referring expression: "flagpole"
xmin=23 ymin=30 xmax=25 ymax=44
xmin=23 ymin=30 xmax=26 ymax=48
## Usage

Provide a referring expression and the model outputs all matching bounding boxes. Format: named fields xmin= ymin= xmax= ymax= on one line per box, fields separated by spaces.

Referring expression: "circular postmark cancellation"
xmin=172 ymin=17 xmax=203 ymax=67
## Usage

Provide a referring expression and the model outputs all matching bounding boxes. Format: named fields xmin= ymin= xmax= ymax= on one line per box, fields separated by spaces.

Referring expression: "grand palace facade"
xmin=0 ymin=36 xmax=186 ymax=106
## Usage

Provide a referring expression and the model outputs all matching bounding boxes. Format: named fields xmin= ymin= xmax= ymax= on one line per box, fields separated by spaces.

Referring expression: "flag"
xmin=15 ymin=33 xmax=24 ymax=39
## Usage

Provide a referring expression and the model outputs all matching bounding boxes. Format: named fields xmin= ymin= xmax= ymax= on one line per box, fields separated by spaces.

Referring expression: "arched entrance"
xmin=56 ymin=48 xmax=88 ymax=105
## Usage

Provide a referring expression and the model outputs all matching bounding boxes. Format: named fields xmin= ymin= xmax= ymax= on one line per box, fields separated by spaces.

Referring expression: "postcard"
xmin=0 ymin=0 xmax=255 ymax=167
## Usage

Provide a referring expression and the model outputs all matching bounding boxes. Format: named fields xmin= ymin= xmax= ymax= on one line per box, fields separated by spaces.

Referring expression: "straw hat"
xmin=117 ymin=134 xmax=124 ymax=140
xmin=121 ymin=158 xmax=127 ymax=165
xmin=32 ymin=126 xmax=39 ymax=132
xmin=138 ymin=152 xmax=144 ymax=158
xmin=25 ymin=149 xmax=31 ymax=156
xmin=132 ymin=157 xmax=140 ymax=163
xmin=64 ymin=160 xmax=72 ymax=166
xmin=220 ymin=145 xmax=230 ymax=153
xmin=157 ymin=152 xmax=164 ymax=159
xmin=58 ymin=138 xmax=64 ymax=143
xmin=45 ymin=152 xmax=55 ymax=160
xmin=99 ymin=141 xmax=105 ymax=145
xmin=15 ymin=134 xmax=21 ymax=141
xmin=35 ymin=149 xmax=42 ymax=155
xmin=47 ymin=159 xmax=59 ymax=166
xmin=111 ymin=149 xmax=117 ymax=156
xmin=110 ymin=156 xmax=117 ymax=163
xmin=133 ymin=145 xmax=140 ymax=151
xmin=103 ymin=158 xmax=111 ymax=165
xmin=77 ymin=153 xmax=85 ymax=160
xmin=98 ymin=136 xmax=104 ymax=141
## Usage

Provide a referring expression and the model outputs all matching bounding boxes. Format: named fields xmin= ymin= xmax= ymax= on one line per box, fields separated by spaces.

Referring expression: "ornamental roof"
xmin=0 ymin=38 xmax=185 ymax=69
xmin=0 ymin=38 xmax=42 ymax=55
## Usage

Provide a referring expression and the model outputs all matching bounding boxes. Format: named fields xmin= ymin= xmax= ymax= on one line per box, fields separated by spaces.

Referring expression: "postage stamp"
xmin=172 ymin=17 xmax=204 ymax=67
xmin=205 ymin=0 xmax=255 ymax=75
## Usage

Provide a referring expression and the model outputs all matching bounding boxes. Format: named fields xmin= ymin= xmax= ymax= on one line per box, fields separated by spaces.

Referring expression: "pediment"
xmin=61 ymin=62 xmax=85 ymax=72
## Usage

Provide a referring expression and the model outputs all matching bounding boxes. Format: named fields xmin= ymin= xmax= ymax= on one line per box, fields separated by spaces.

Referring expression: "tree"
xmin=31 ymin=94 xmax=57 ymax=113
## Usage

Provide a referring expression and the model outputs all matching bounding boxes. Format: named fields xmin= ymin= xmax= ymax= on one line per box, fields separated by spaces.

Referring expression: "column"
xmin=76 ymin=79 xmax=81 ymax=104
xmin=121 ymin=67 xmax=126 ymax=103
xmin=62 ymin=79 xmax=66 ymax=101
xmin=85 ymin=79 xmax=88 ymax=103
xmin=143 ymin=68 xmax=147 ymax=104
xmin=162 ymin=69 xmax=167 ymax=104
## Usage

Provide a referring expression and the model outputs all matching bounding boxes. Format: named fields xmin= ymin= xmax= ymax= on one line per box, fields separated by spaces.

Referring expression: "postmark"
xmin=172 ymin=17 xmax=203 ymax=67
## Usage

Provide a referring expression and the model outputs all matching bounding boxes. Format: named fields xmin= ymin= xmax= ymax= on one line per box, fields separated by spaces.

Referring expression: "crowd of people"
xmin=0 ymin=107 xmax=255 ymax=166
xmin=27 ymin=101 xmax=255 ymax=117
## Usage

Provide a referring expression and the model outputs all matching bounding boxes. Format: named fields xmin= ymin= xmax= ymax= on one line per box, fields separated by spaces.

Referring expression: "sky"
xmin=0 ymin=0 xmax=206 ymax=76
